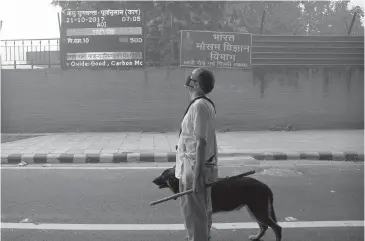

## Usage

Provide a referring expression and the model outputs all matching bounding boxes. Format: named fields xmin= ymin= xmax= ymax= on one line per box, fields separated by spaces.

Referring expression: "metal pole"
xmin=170 ymin=12 xmax=174 ymax=65
xmin=348 ymin=12 xmax=357 ymax=36
xmin=30 ymin=40 xmax=33 ymax=69
xmin=22 ymin=40 xmax=25 ymax=61
xmin=48 ymin=39 xmax=51 ymax=68
xmin=0 ymin=21 xmax=3 ymax=69
xmin=260 ymin=10 xmax=266 ymax=34
xmin=57 ymin=12 xmax=61 ymax=33
xmin=13 ymin=40 xmax=16 ymax=67
xmin=57 ymin=12 xmax=63 ymax=69
xmin=143 ymin=8 xmax=146 ymax=68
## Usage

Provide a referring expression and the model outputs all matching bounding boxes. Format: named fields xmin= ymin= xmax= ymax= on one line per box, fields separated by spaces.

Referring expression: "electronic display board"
xmin=60 ymin=7 xmax=144 ymax=69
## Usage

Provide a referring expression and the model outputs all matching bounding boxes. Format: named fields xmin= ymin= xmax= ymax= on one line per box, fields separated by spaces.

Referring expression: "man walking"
xmin=175 ymin=68 xmax=218 ymax=241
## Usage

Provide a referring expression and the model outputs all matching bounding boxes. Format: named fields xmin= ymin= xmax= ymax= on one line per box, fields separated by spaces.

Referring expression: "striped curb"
xmin=251 ymin=152 xmax=364 ymax=162
xmin=0 ymin=151 xmax=364 ymax=164
xmin=0 ymin=152 xmax=253 ymax=165
xmin=1 ymin=153 xmax=177 ymax=165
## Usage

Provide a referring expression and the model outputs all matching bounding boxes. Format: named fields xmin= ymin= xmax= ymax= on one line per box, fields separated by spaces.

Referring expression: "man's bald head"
xmin=191 ymin=68 xmax=215 ymax=94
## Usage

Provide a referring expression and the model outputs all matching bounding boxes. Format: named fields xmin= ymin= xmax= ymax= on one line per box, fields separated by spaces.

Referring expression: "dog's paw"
xmin=249 ymin=235 xmax=261 ymax=241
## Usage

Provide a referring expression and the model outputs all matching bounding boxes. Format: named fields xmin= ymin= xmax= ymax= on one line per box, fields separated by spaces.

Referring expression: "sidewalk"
xmin=1 ymin=130 xmax=364 ymax=164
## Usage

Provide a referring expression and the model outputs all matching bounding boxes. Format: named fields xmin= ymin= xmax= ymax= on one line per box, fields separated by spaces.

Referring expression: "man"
xmin=175 ymin=68 xmax=218 ymax=241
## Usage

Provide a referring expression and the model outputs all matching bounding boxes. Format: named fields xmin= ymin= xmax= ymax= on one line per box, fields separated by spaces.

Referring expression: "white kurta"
xmin=175 ymin=98 xmax=217 ymax=179
xmin=175 ymin=97 xmax=218 ymax=241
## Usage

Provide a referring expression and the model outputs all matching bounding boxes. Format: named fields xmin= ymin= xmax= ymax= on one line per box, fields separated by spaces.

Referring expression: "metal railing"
xmin=251 ymin=35 xmax=364 ymax=66
xmin=0 ymin=38 xmax=60 ymax=69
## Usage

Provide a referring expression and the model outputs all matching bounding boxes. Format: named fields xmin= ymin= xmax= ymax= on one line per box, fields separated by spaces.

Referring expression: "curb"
xmin=1 ymin=151 xmax=364 ymax=164
xmin=251 ymin=151 xmax=364 ymax=162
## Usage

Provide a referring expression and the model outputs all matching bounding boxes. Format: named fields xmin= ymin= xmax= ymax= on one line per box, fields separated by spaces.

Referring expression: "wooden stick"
xmin=150 ymin=170 xmax=255 ymax=206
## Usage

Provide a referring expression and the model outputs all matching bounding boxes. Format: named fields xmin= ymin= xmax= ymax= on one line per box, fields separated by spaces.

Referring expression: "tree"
xmin=223 ymin=0 xmax=364 ymax=35
xmin=223 ymin=1 xmax=285 ymax=34
xmin=347 ymin=0 xmax=365 ymax=35
xmin=143 ymin=1 xmax=227 ymax=63
xmin=262 ymin=1 xmax=307 ymax=35
xmin=298 ymin=0 xmax=364 ymax=35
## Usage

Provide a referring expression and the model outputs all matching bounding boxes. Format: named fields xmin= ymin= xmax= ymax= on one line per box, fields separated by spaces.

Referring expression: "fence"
xmin=1 ymin=35 xmax=363 ymax=69
xmin=0 ymin=38 xmax=60 ymax=69
xmin=251 ymin=35 xmax=364 ymax=66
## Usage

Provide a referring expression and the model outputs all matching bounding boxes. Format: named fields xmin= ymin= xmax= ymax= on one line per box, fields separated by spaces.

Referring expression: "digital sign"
xmin=180 ymin=30 xmax=252 ymax=70
xmin=60 ymin=7 xmax=144 ymax=69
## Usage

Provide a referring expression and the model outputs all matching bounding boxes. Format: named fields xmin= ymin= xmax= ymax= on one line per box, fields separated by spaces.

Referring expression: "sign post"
xmin=0 ymin=20 xmax=3 ymax=70
xmin=60 ymin=7 xmax=144 ymax=69
xmin=180 ymin=30 xmax=252 ymax=70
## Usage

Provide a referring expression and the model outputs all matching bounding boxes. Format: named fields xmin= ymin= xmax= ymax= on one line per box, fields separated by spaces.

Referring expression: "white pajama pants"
xmin=179 ymin=158 xmax=217 ymax=241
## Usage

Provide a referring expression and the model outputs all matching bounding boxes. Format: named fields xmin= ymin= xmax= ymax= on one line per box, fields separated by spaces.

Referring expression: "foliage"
xmin=298 ymin=0 xmax=364 ymax=35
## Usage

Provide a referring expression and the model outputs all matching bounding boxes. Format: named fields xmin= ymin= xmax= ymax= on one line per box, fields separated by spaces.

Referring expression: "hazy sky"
xmin=0 ymin=0 xmax=363 ymax=40
xmin=0 ymin=0 xmax=61 ymax=40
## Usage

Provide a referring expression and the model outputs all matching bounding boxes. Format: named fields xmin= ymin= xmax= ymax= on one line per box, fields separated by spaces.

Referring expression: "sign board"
xmin=180 ymin=30 xmax=252 ymax=70
xmin=60 ymin=7 xmax=144 ymax=69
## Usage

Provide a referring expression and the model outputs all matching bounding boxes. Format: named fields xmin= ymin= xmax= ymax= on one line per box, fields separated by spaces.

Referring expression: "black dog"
xmin=152 ymin=166 xmax=282 ymax=241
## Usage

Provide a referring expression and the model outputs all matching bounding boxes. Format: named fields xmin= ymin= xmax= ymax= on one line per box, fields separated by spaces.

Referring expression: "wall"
xmin=26 ymin=51 xmax=60 ymax=66
xmin=1 ymin=66 xmax=364 ymax=133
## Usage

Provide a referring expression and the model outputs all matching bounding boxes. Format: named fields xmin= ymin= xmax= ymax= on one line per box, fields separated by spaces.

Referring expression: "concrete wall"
xmin=26 ymin=51 xmax=60 ymax=66
xmin=1 ymin=66 xmax=363 ymax=133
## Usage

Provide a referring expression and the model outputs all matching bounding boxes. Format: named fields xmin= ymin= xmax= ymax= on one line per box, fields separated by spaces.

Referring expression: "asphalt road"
xmin=1 ymin=161 xmax=364 ymax=241
xmin=2 ymin=228 xmax=364 ymax=241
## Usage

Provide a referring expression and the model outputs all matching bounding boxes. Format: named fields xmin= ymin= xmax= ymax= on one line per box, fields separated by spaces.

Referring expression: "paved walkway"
xmin=1 ymin=130 xmax=364 ymax=164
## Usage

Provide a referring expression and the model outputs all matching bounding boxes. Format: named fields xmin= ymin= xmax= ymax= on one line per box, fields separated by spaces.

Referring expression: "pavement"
xmin=1 ymin=130 xmax=364 ymax=164
xmin=1 ymin=161 xmax=364 ymax=241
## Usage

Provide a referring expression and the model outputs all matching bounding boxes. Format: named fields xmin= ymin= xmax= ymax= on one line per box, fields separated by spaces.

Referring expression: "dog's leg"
xmin=249 ymin=223 xmax=268 ymax=241
xmin=246 ymin=206 xmax=268 ymax=241
xmin=248 ymin=200 xmax=282 ymax=241
xmin=268 ymin=198 xmax=282 ymax=241
xmin=257 ymin=215 xmax=282 ymax=241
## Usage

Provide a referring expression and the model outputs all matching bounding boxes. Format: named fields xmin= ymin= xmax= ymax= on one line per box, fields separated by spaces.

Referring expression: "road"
xmin=1 ymin=161 xmax=364 ymax=241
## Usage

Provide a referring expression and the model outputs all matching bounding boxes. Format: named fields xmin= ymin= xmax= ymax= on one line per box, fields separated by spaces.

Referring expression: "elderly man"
xmin=175 ymin=68 xmax=219 ymax=241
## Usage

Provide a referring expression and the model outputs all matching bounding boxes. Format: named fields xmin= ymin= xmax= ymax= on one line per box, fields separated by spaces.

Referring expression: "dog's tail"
xmin=268 ymin=192 xmax=277 ymax=223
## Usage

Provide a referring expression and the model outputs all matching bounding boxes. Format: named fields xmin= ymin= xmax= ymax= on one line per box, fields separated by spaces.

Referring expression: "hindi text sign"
xmin=180 ymin=30 xmax=252 ymax=70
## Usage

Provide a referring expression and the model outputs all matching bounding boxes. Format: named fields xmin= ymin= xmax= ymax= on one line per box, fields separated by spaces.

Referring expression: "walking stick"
xmin=150 ymin=170 xmax=255 ymax=206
